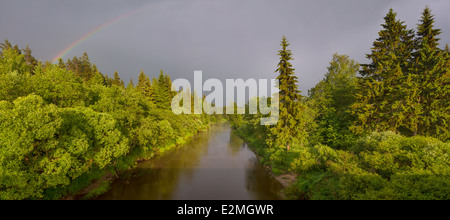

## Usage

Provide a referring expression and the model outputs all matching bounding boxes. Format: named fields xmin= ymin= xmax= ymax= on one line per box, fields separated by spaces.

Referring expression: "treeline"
xmin=229 ymin=7 xmax=449 ymax=199
xmin=0 ymin=41 xmax=221 ymax=199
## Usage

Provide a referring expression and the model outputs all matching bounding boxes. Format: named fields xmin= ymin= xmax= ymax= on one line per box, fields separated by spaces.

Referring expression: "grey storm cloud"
xmin=1 ymin=0 xmax=449 ymax=93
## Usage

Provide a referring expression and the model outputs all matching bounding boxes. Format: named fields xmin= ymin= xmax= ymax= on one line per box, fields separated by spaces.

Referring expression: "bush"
xmin=0 ymin=94 xmax=129 ymax=199
xmin=288 ymin=131 xmax=450 ymax=200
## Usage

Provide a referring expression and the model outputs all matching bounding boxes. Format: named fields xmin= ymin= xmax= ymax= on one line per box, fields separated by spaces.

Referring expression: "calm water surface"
xmin=98 ymin=124 xmax=283 ymax=200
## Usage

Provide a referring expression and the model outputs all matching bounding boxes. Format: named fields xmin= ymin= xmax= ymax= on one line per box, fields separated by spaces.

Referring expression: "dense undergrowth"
xmin=233 ymin=121 xmax=449 ymax=200
xmin=0 ymin=43 xmax=222 ymax=200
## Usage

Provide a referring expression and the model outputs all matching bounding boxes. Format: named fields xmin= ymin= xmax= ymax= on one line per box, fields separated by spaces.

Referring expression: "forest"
xmin=0 ymin=7 xmax=449 ymax=200
xmin=228 ymin=7 xmax=449 ymax=199
xmin=0 ymin=40 xmax=222 ymax=199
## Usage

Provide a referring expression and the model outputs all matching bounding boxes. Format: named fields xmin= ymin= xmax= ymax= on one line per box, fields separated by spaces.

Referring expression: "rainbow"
xmin=52 ymin=6 xmax=149 ymax=63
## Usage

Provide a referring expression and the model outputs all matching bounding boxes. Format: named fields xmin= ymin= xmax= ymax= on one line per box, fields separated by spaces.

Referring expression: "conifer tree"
xmin=150 ymin=76 xmax=158 ymax=102
xmin=351 ymin=9 xmax=416 ymax=135
xmin=22 ymin=45 xmax=37 ymax=74
xmin=58 ymin=58 xmax=66 ymax=69
xmin=412 ymin=7 xmax=449 ymax=140
xmin=416 ymin=7 xmax=441 ymax=50
xmin=0 ymin=39 xmax=19 ymax=53
xmin=87 ymin=64 xmax=105 ymax=86
xmin=64 ymin=53 xmax=94 ymax=82
xmin=136 ymin=69 xmax=152 ymax=99
xmin=112 ymin=71 xmax=125 ymax=88
xmin=80 ymin=52 xmax=93 ymax=81
xmin=153 ymin=70 xmax=174 ymax=109
xmin=165 ymin=72 xmax=176 ymax=102
xmin=103 ymin=73 xmax=113 ymax=87
xmin=0 ymin=39 xmax=13 ymax=50
xmin=128 ymin=77 xmax=134 ymax=89
xmin=267 ymin=36 xmax=305 ymax=150
xmin=67 ymin=56 xmax=80 ymax=77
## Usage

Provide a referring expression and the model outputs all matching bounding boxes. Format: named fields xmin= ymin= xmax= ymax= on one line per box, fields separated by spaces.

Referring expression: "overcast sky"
xmin=1 ymin=0 xmax=449 ymax=94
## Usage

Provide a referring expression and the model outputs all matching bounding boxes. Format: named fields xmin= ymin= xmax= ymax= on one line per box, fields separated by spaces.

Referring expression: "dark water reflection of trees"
xmin=98 ymin=124 xmax=283 ymax=200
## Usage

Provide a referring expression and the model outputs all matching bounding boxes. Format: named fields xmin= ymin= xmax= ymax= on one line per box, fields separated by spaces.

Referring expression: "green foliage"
xmin=0 ymin=47 xmax=30 ymax=75
xmin=0 ymin=43 xmax=222 ymax=199
xmin=112 ymin=71 xmax=125 ymax=88
xmin=351 ymin=9 xmax=417 ymax=135
xmin=287 ymin=171 xmax=338 ymax=200
xmin=65 ymin=52 xmax=96 ymax=82
xmin=352 ymin=7 xmax=449 ymax=142
xmin=157 ymin=120 xmax=175 ymax=146
xmin=32 ymin=64 xmax=88 ymax=107
xmin=0 ymin=94 xmax=131 ymax=199
xmin=81 ymin=179 xmax=112 ymax=200
xmin=289 ymin=132 xmax=450 ymax=200
xmin=292 ymin=8 xmax=450 ymax=197
xmin=0 ymin=70 xmax=31 ymax=102
xmin=136 ymin=69 xmax=153 ymax=100
xmin=134 ymin=117 xmax=159 ymax=152
xmin=227 ymin=102 xmax=244 ymax=128
xmin=22 ymin=45 xmax=38 ymax=73
xmin=411 ymin=7 xmax=449 ymax=141
xmin=308 ymin=54 xmax=359 ymax=149
xmin=267 ymin=36 xmax=307 ymax=150
xmin=1 ymin=6 xmax=448 ymax=200
xmin=153 ymin=70 xmax=176 ymax=109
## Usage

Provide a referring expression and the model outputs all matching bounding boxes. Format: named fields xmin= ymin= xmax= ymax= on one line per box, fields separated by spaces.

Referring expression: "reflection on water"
xmin=98 ymin=124 xmax=283 ymax=200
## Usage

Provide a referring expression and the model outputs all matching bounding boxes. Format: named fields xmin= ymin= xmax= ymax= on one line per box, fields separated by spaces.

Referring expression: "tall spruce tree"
xmin=412 ymin=7 xmax=449 ymax=140
xmin=0 ymin=39 xmax=19 ymax=53
xmin=416 ymin=7 xmax=441 ymax=49
xmin=88 ymin=64 xmax=105 ymax=86
xmin=103 ymin=73 xmax=113 ymax=87
xmin=153 ymin=70 xmax=174 ymax=109
xmin=136 ymin=69 xmax=152 ymax=100
xmin=112 ymin=71 xmax=125 ymax=88
xmin=22 ymin=45 xmax=37 ymax=74
xmin=127 ymin=77 xmax=134 ymax=89
xmin=267 ymin=36 xmax=305 ymax=150
xmin=79 ymin=52 xmax=93 ymax=81
xmin=351 ymin=9 xmax=416 ymax=135
xmin=57 ymin=58 xmax=66 ymax=69
xmin=67 ymin=56 xmax=80 ymax=77
xmin=151 ymin=76 xmax=158 ymax=103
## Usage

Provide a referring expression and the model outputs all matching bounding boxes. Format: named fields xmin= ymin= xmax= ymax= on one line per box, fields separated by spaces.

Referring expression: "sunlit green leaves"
xmin=0 ymin=48 xmax=30 ymax=75
xmin=290 ymin=131 xmax=450 ymax=199
xmin=0 ymin=94 xmax=130 ymax=199
xmin=31 ymin=65 xmax=87 ymax=107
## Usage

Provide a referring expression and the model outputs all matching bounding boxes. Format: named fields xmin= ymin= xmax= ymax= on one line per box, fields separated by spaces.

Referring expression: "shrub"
xmin=288 ymin=131 xmax=450 ymax=200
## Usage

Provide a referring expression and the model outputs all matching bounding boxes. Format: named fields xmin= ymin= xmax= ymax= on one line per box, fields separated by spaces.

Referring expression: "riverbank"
xmin=231 ymin=127 xmax=298 ymax=198
xmin=232 ymin=125 xmax=450 ymax=200
xmin=267 ymin=166 xmax=297 ymax=200
xmin=257 ymin=152 xmax=297 ymax=189
xmin=64 ymin=120 xmax=226 ymax=200
xmin=95 ymin=123 xmax=283 ymax=200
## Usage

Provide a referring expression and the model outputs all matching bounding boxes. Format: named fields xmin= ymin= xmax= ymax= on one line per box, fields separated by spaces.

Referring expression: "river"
xmin=98 ymin=123 xmax=283 ymax=200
